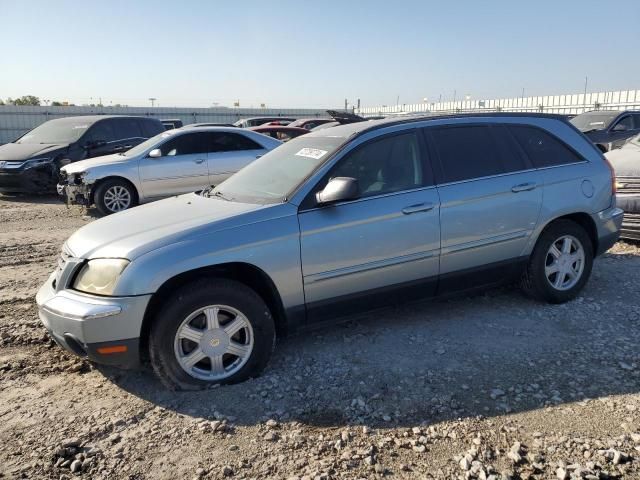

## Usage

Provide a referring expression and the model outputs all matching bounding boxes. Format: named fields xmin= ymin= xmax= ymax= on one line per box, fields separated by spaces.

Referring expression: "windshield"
xmin=121 ymin=130 xmax=178 ymax=156
xmin=570 ymin=112 xmax=619 ymax=132
xmin=211 ymin=135 xmax=346 ymax=203
xmin=16 ymin=118 xmax=92 ymax=144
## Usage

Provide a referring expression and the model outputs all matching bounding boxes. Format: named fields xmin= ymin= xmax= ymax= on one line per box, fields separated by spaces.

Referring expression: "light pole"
xmin=149 ymin=97 xmax=157 ymax=108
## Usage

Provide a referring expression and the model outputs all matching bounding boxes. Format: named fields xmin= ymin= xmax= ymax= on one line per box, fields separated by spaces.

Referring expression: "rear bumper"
xmin=36 ymin=272 xmax=151 ymax=368
xmin=592 ymin=206 xmax=624 ymax=255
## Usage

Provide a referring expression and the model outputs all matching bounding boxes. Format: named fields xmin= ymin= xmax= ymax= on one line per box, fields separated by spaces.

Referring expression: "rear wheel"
xmin=149 ymin=279 xmax=275 ymax=390
xmin=94 ymin=178 xmax=137 ymax=215
xmin=521 ymin=220 xmax=593 ymax=303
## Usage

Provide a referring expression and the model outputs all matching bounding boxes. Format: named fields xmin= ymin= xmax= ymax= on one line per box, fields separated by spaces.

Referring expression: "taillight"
xmin=602 ymin=154 xmax=616 ymax=196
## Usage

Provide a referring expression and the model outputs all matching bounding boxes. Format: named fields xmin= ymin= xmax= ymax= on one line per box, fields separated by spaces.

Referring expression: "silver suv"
xmin=37 ymin=114 xmax=623 ymax=390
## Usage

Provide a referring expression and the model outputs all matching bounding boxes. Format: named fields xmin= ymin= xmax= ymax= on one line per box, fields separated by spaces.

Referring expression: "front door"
xmin=298 ymin=130 xmax=441 ymax=321
xmin=138 ymin=132 xmax=210 ymax=198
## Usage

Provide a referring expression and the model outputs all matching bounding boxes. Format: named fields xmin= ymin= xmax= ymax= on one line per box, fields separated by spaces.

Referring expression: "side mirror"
xmin=612 ymin=123 xmax=628 ymax=132
xmin=316 ymin=177 xmax=359 ymax=205
xmin=148 ymin=148 xmax=162 ymax=158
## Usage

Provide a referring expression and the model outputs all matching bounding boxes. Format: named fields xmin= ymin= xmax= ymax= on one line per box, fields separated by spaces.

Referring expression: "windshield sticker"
xmin=72 ymin=125 xmax=89 ymax=129
xmin=295 ymin=148 xmax=327 ymax=160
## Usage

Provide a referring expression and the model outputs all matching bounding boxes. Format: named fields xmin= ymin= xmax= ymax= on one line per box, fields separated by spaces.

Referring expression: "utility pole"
xmin=148 ymin=97 xmax=157 ymax=107
xmin=344 ymin=98 xmax=348 ymax=111
xmin=583 ymin=76 xmax=588 ymax=113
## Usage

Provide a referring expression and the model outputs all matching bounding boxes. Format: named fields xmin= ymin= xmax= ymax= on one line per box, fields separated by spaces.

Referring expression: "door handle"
xmin=194 ymin=158 xmax=205 ymax=164
xmin=511 ymin=182 xmax=537 ymax=193
xmin=401 ymin=203 xmax=434 ymax=215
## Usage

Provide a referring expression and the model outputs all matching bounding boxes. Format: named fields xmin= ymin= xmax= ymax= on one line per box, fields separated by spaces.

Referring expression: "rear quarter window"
xmin=508 ymin=125 xmax=584 ymax=168
xmin=113 ymin=118 xmax=143 ymax=140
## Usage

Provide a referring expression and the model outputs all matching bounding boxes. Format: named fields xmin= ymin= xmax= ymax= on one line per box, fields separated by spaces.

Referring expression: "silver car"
xmin=37 ymin=114 xmax=623 ymax=390
xmin=58 ymin=126 xmax=281 ymax=215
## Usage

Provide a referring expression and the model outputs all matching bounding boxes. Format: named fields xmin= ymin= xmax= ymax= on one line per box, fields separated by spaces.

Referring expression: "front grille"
xmin=617 ymin=177 xmax=640 ymax=194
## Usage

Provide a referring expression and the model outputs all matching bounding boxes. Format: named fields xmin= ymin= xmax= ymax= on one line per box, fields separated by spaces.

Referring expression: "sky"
xmin=2 ymin=0 xmax=639 ymax=109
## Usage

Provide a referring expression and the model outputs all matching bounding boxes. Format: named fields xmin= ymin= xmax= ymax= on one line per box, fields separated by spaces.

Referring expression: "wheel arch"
xmin=139 ymin=262 xmax=289 ymax=359
xmin=90 ymin=176 xmax=140 ymax=205
xmin=537 ymin=212 xmax=598 ymax=257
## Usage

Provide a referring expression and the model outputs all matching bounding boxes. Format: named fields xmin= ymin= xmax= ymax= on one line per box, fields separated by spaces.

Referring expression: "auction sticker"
xmin=295 ymin=148 xmax=327 ymax=160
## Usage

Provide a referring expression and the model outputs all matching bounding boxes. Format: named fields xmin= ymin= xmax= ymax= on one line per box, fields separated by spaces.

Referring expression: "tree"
xmin=0 ymin=98 xmax=4 ymax=105
xmin=51 ymin=101 xmax=63 ymax=106
xmin=12 ymin=95 xmax=41 ymax=106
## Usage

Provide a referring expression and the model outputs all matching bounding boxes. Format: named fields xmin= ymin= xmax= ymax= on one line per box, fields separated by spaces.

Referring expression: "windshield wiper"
xmin=212 ymin=190 xmax=233 ymax=201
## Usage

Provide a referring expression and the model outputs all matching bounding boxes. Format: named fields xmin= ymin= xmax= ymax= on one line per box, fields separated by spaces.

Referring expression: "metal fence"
xmin=0 ymin=105 xmax=337 ymax=144
xmin=355 ymin=89 xmax=640 ymax=117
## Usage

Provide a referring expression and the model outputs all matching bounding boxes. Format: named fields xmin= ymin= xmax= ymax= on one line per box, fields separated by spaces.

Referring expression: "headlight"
xmin=73 ymin=258 xmax=130 ymax=296
xmin=22 ymin=157 xmax=53 ymax=169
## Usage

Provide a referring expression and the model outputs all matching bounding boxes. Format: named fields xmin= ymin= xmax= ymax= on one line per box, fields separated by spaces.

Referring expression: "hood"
xmin=65 ymin=193 xmax=292 ymax=260
xmin=605 ymin=144 xmax=640 ymax=177
xmin=62 ymin=153 xmax=132 ymax=173
xmin=0 ymin=142 xmax=68 ymax=161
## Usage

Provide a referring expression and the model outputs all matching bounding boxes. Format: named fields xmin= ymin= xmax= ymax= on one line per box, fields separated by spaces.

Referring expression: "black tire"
xmin=94 ymin=178 xmax=138 ymax=216
xmin=148 ymin=279 xmax=276 ymax=390
xmin=521 ymin=219 xmax=594 ymax=303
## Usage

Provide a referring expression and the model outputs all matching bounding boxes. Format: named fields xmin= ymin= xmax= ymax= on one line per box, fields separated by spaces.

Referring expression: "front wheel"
xmin=94 ymin=179 xmax=137 ymax=215
xmin=148 ymin=279 xmax=276 ymax=390
xmin=521 ymin=220 xmax=593 ymax=303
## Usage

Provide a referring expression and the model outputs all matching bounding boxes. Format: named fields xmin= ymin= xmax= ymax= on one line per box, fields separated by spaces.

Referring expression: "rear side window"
xmin=139 ymin=118 xmax=164 ymax=137
xmin=429 ymin=125 xmax=527 ymax=183
xmin=509 ymin=125 xmax=583 ymax=168
xmin=113 ymin=118 xmax=143 ymax=139
xmin=633 ymin=114 xmax=640 ymax=129
xmin=209 ymin=133 xmax=263 ymax=152
xmin=160 ymin=132 xmax=208 ymax=156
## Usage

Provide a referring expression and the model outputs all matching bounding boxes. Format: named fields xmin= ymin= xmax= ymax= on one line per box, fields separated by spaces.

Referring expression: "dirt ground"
xmin=2 ymin=195 xmax=640 ymax=480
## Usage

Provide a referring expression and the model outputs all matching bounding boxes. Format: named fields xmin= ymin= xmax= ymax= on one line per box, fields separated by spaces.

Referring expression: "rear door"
xmin=138 ymin=131 xmax=210 ymax=198
xmin=427 ymin=124 xmax=542 ymax=291
xmin=298 ymin=130 xmax=441 ymax=321
xmin=205 ymin=132 xmax=267 ymax=185
xmin=111 ymin=117 xmax=146 ymax=153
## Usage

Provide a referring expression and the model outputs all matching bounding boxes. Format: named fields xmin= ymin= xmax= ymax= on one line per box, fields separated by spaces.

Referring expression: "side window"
xmin=613 ymin=115 xmax=634 ymax=131
xmin=160 ymin=133 xmax=208 ymax=156
xmin=429 ymin=126 xmax=506 ymax=183
xmin=209 ymin=133 xmax=263 ymax=152
xmin=330 ymin=131 xmax=424 ymax=198
xmin=139 ymin=119 xmax=163 ymax=137
xmin=632 ymin=114 xmax=640 ymax=130
xmin=113 ymin=118 xmax=143 ymax=140
xmin=509 ymin=125 xmax=583 ymax=168
xmin=84 ymin=120 xmax=118 ymax=143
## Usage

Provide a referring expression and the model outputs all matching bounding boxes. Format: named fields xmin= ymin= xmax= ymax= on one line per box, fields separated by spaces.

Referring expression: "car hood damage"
xmin=0 ymin=142 xmax=67 ymax=161
xmin=65 ymin=193 xmax=292 ymax=260
xmin=62 ymin=154 xmax=131 ymax=174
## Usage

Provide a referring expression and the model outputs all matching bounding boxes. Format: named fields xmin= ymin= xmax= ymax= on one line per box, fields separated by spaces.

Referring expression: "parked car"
xmin=311 ymin=110 xmax=368 ymax=131
xmin=37 ymin=113 xmax=622 ymax=389
xmin=288 ymin=118 xmax=333 ymax=130
xmin=233 ymin=117 xmax=296 ymax=128
xmin=570 ymin=110 xmax=640 ymax=152
xmin=605 ymin=134 xmax=640 ymax=240
xmin=0 ymin=115 xmax=164 ymax=194
xmin=189 ymin=122 xmax=236 ymax=128
xmin=161 ymin=119 xmax=184 ymax=130
xmin=58 ymin=126 xmax=281 ymax=215
xmin=249 ymin=125 xmax=310 ymax=142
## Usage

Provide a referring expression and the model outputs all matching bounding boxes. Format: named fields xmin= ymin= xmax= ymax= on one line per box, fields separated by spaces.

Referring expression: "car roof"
xmin=306 ymin=112 xmax=572 ymax=139
xmin=47 ymin=115 xmax=154 ymax=124
xmin=249 ymin=126 xmax=309 ymax=132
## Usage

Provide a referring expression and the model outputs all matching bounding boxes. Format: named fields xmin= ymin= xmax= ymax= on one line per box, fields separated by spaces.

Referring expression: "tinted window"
xmin=509 ymin=125 xmax=583 ymax=168
xmin=84 ymin=120 xmax=118 ymax=143
xmin=209 ymin=133 xmax=262 ymax=152
xmin=160 ymin=133 xmax=208 ymax=156
xmin=113 ymin=118 xmax=143 ymax=139
xmin=140 ymin=118 xmax=164 ymax=137
xmin=430 ymin=126 xmax=507 ymax=183
xmin=330 ymin=131 xmax=424 ymax=197
xmin=633 ymin=115 xmax=640 ymax=130
xmin=613 ymin=115 xmax=634 ymax=131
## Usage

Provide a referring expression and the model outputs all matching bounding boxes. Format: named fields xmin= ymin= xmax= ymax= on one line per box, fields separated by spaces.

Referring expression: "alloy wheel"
xmin=174 ymin=305 xmax=254 ymax=381
xmin=103 ymin=185 xmax=132 ymax=212
xmin=544 ymin=235 xmax=585 ymax=291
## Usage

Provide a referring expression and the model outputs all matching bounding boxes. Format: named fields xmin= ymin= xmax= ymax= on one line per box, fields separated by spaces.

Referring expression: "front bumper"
xmin=0 ymin=165 xmax=57 ymax=193
xmin=57 ymin=181 xmax=92 ymax=206
xmin=36 ymin=272 xmax=151 ymax=368
xmin=616 ymin=194 xmax=640 ymax=241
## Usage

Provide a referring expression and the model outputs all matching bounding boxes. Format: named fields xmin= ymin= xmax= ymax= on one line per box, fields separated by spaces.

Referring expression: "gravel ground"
xmin=2 ymin=195 xmax=640 ymax=480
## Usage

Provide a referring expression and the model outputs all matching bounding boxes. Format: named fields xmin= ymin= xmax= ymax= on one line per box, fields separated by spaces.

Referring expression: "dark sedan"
xmin=570 ymin=110 xmax=640 ymax=152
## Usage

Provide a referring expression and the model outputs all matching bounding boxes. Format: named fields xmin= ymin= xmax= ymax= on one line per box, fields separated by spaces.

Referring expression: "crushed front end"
xmin=58 ymin=170 xmax=93 ymax=206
